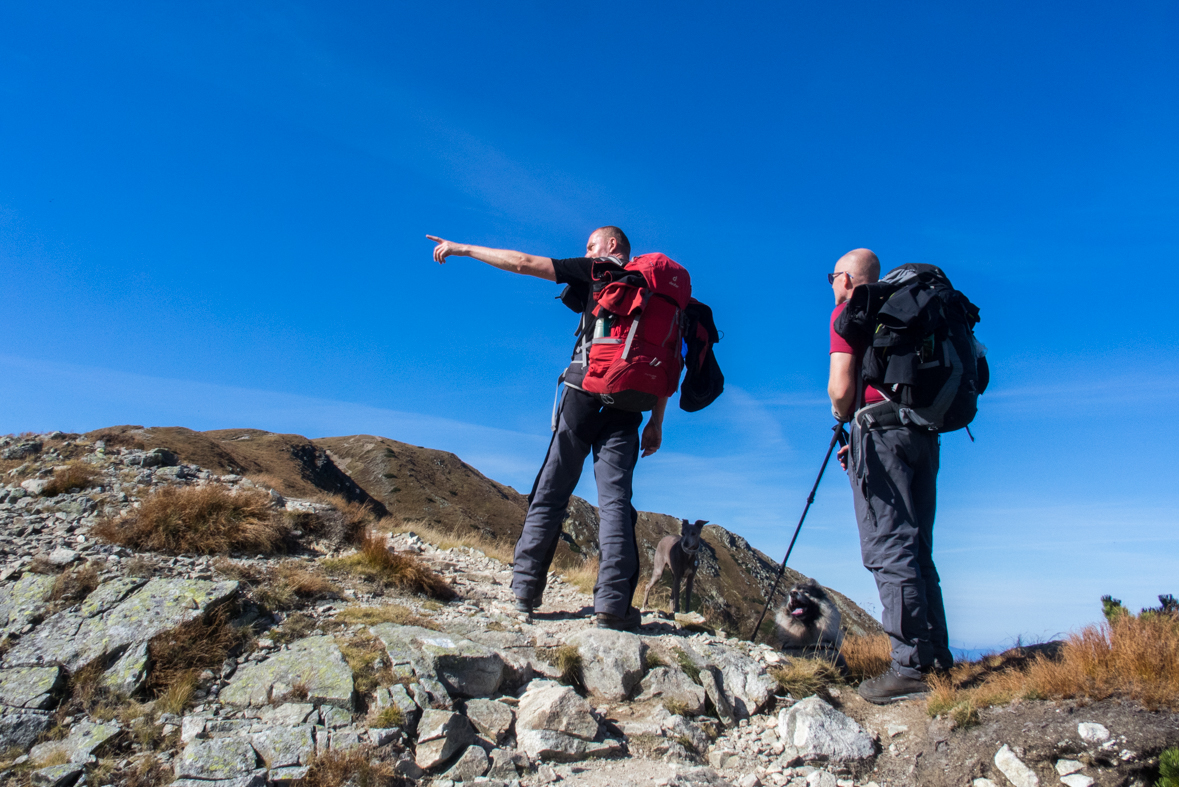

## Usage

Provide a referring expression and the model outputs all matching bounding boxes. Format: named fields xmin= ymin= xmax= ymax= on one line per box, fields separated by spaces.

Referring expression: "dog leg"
xmin=642 ymin=551 xmax=668 ymax=611
xmin=683 ymin=570 xmax=695 ymax=615
xmin=670 ymin=565 xmax=682 ymax=613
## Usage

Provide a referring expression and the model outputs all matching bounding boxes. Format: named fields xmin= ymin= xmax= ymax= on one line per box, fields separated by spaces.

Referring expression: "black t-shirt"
xmin=552 ymin=256 xmax=616 ymax=385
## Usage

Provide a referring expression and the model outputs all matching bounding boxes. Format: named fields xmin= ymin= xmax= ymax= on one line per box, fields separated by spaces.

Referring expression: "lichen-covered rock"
xmin=177 ymin=737 xmax=260 ymax=780
xmin=101 ymin=640 xmax=149 ymax=695
xmin=636 ymin=666 xmax=706 ymax=715
xmin=371 ymin=624 xmax=506 ymax=700
xmin=0 ymin=573 xmax=55 ymax=638
xmin=516 ymin=729 xmax=624 ymax=763
xmin=415 ymin=709 xmax=476 ymax=770
xmin=570 ymin=629 xmax=645 ymax=701
xmin=258 ymin=702 xmax=316 ymax=726
xmin=219 ymin=635 xmax=354 ymax=710
xmin=77 ymin=577 xmax=145 ymax=617
xmin=0 ymin=707 xmax=54 ymax=749
xmin=30 ymin=763 xmax=83 ymax=787
xmin=465 ymin=698 xmax=514 ymax=745
xmin=516 ymin=680 xmax=599 ymax=741
xmin=30 ymin=719 xmax=122 ymax=764
xmin=251 ymin=725 xmax=315 ymax=768
xmin=0 ymin=666 xmax=64 ymax=709
xmin=777 ymin=697 xmax=876 ymax=763
xmin=3 ymin=578 xmax=239 ymax=671
xmin=441 ymin=744 xmax=490 ymax=781
xmin=375 ymin=683 xmax=420 ymax=731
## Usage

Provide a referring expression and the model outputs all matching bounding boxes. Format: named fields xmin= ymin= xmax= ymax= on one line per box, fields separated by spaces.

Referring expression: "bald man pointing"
xmin=828 ymin=248 xmax=953 ymax=704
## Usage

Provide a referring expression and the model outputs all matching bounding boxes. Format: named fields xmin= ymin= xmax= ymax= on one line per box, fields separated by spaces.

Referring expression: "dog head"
xmin=679 ymin=519 xmax=707 ymax=553
xmin=784 ymin=579 xmax=830 ymax=626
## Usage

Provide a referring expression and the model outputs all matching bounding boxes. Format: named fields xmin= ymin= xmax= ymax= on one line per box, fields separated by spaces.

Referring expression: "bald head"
xmin=835 ymin=248 xmax=880 ymax=283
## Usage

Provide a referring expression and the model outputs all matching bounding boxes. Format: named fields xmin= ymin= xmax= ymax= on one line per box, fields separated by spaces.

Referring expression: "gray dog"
xmin=640 ymin=519 xmax=708 ymax=614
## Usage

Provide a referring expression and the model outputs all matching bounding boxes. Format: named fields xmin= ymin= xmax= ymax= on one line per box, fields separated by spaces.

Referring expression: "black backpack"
xmin=834 ymin=263 xmax=988 ymax=433
xmin=680 ymin=299 xmax=724 ymax=412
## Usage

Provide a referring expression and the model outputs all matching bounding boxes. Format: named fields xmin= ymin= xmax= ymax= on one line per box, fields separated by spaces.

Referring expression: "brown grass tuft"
xmin=335 ymin=605 xmax=439 ymax=630
xmin=544 ymin=644 xmax=585 ymax=692
xmin=770 ymin=657 xmax=843 ymax=699
xmin=557 ymin=556 xmax=599 ymax=595
xmin=297 ymin=747 xmax=402 ymax=787
xmin=93 ymin=486 xmax=288 ymax=555
xmin=307 ymin=494 xmax=378 ymax=545
xmin=213 ymin=558 xmax=339 ymax=611
xmin=337 ymin=633 xmax=392 ymax=696
xmin=271 ymin=612 xmax=319 ymax=644
xmin=324 ymin=531 xmax=455 ymax=600
xmin=842 ymin=633 xmax=893 ymax=683
xmin=369 ymin=704 xmax=404 ymax=729
xmin=146 ymin=607 xmax=240 ymax=713
xmin=381 ymin=517 xmax=515 ymax=565
xmin=928 ymin=612 xmax=1179 ymax=718
xmin=40 ymin=462 xmax=101 ymax=497
xmin=50 ymin=561 xmax=102 ymax=604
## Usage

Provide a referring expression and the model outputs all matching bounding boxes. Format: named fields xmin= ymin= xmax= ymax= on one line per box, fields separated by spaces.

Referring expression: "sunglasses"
xmin=827 ymin=272 xmax=853 ymax=285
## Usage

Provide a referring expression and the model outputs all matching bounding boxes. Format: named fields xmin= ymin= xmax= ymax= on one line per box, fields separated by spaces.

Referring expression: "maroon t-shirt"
xmin=830 ymin=302 xmax=885 ymax=405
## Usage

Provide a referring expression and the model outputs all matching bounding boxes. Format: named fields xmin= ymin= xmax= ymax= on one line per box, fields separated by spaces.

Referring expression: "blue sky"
xmin=2 ymin=1 xmax=1176 ymax=650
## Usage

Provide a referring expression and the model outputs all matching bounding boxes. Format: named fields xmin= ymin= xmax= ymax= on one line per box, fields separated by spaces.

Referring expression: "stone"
xmin=637 ymin=666 xmax=707 ymax=715
xmin=29 ymin=719 xmax=121 ymax=764
xmin=329 ymin=729 xmax=361 ymax=751
xmin=0 ymin=573 xmax=55 ymax=638
xmin=1060 ymin=775 xmax=1094 ymax=787
xmin=972 ymin=780 xmax=998 ymax=787
xmin=663 ymin=714 xmax=710 ymax=754
xmin=415 ymin=709 xmax=476 ymax=770
xmin=737 ymin=775 xmax=761 ymax=787
xmin=257 ymin=702 xmax=316 ymax=726
xmin=220 ymin=635 xmax=354 ymax=709
xmin=44 ymin=548 xmax=79 ymax=567
xmin=177 ymin=737 xmax=259 ymax=780
xmin=0 ymin=666 xmax=65 ymax=709
xmin=805 ymin=772 xmax=836 ymax=787
xmin=690 ymin=643 xmax=776 ymax=718
xmin=516 ymin=729 xmax=623 ymax=763
xmin=700 ymin=669 xmax=735 ymax=727
xmin=487 ymin=748 xmax=528 ymax=779
xmin=181 ymin=715 xmax=207 ymax=743
xmin=394 ymin=754 xmax=426 ymax=779
xmin=20 ymin=479 xmax=52 ymax=496
xmin=102 ymin=640 xmax=149 ymax=695
xmin=667 ymin=766 xmax=733 ymax=787
xmin=371 ymin=624 xmax=506 ymax=699
xmin=368 ymin=728 xmax=399 ymax=747
xmin=777 ymin=698 xmax=875 ymax=763
xmin=30 ymin=763 xmax=83 ymax=787
xmin=886 ymin=724 xmax=908 ymax=737
xmin=517 ymin=680 xmax=600 ymax=740
xmin=171 ymin=776 xmax=266 ymax=787
xmin=1055 ymin=759 xmax=1085 ymax=776
xmin=268 ymin=766 xmax=311 ymax=783
xmin=994 ymin=744 xmax=1039 ymax=787
xmin=569 ymin=628 xmax=646 ymax=701
xmin=442 ymin=745 xmax=490 ymax=781
xmin=250 ymin=725 xmax=315 ymax=768
xmin=141 ymin=448 xmax=179 ymax=467
xmin=2 ymin=441 xmax=41 ymax=460
xmin=3 ymin=578 xmax=239 ymax=672
xmin=465 ymin=698 xmax=514 ymax=745
xmin=1077 ymin=722 xmax=1110 ymax=743
xmin=77 ymin=577 xmax=145 ymax=617
xmin=320 ymin=705 xmax=352 ymax=728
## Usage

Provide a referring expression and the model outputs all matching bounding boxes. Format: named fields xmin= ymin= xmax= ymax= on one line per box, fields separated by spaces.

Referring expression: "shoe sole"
xmin=858 ymin=689 xmax=929 ymax=706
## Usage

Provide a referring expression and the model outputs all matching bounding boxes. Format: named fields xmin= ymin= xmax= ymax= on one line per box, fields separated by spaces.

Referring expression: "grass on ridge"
xmin=335 ymin=605 xmax=439 ymax=630
xmin=93 ymin=486 xmax=288 ymax=555
xmin=41 ymin=462 xmax=102 ymax=497
xmin=323 ymin=530 xmax=455 ymax=600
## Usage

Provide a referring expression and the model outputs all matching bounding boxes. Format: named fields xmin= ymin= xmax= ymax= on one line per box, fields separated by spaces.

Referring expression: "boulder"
xmin=517 ymin=680 xmax=599 ymax=740
xmin=0 ymin=573 xmax=56 ymax=639
xmin=636 ymin=666 xmax=706 ymax=715
xmin=487 ymin=748 xmax=528 ymax=779
xmin=415 ymin=709 xmax=476 ymax=770
xmin=1 ymin=441 xmax=41 ymax=460
xmin=666 ymin=766 xmax=733 ymax=787
xmin=0 ymin=707 xmax=54 ymax=749
xmin=689 ymin=643 xmax=775 ymax=718
xmin=220 ymin=635 xmax=354 ymax=710
xmin=101 ymin=641 xmax=149 ymax=695
xmin=441 ymin=745 xmax=490 ymax=781
xmin=257 ymin=702 xmax=316 ymax=727
xmin=570 ymin=629 xmax=645 ymax=701
xmin=700 ymin=668 xmax=735 ymax=727
xmin=250 ymin=725 xmax=315 ymax=768
xmin=662 ymin=714 xmax=710 ymax=754
xmin=0 ymin=666 xmax=65 ymax=710
xmin=516 ymin=729 xmax=624 ymax=763
xmin=994 ymin=744 xmax=1039 ymax=787
xmin=30 ymin=763 xmax=83 ymax=787
xmin=20 ymin=479 xmax=52 ymax=496
xmin=3 ymin=578 xmax=239 ymax=672
xmin=30 ymin=719 xmax=122 ymax=764
xmin=777 ymin=697 xmax=876 ymax=763
xmin=177 ymin=737 xmax=260 ymax=780
xmin=371 ymin=624 xmax=506 ymax=700
xmin=375 ymin=683 xmax=420 ymax=731
xmin=1078 ymin=722 xmax=1110 ymax=744
xmin=464 ymin=697 xmax=514 ymax=745
xmin=44 ymin=548 xmax=79 ymax=568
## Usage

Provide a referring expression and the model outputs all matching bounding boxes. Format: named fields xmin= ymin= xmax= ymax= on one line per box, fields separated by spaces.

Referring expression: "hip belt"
xmin=854 ymin=400 xmax=906 ymax=431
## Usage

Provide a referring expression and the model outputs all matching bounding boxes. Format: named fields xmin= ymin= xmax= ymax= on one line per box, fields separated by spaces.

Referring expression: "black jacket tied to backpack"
xmin=834 ymin=263 xmax=988 ymax=433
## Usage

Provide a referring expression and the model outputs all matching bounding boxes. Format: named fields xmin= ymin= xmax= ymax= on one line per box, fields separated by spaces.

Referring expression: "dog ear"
xmin=694 ymin=520 xmax=709 ymax=527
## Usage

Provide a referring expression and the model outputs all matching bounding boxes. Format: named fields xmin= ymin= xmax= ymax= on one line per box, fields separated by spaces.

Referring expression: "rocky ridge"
xmin=0 ymin=431 xmax=1176 ymax=787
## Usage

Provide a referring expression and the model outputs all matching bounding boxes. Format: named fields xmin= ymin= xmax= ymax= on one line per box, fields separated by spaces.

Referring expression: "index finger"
xmin=426 ymin=235 xmax=445 ymax=243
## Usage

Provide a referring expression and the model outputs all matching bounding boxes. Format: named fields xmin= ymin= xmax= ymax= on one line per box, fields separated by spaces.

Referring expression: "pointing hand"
xmin=427 ymin=235 xmax=465 ymax=264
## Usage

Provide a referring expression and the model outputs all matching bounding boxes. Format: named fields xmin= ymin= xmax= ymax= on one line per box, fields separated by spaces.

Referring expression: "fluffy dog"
xmin=774 ymin=579 xmax=848 ymax=674
xmin=640 ymin=519 xmax=708 ymax=614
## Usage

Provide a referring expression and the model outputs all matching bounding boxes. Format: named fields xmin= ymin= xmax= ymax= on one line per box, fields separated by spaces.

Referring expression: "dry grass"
xmin=146 ymin=608 xmax=240 ymax=714
xmin=672 ymin=647 xmax=701 ymax=684
xmin=49 ymin=561 xmax=102 ymax=604
xmin=770 ymin=658 xmax=843 ymax=700
xmin=337 ymin=633 xmax=392 ymax=696
xmin=306 ymin=494 xmax=379 ymax=545
xmin=927 ymin=611 xmax=1179 ymax=720
xmin=369 ymin=704 xmax=404 ymax=729
xmin=213 ymin=558 xmax=339 ymax=611
xmin=271 ymin=612 xmax=319 ymax=644
xmin=842 ymin=633 xmax=893 ymax=683
xmin=543 ymin=644 xmax=585 ymax=692
xmin=124 ymin=555 xmax=157 ymax=578
xmin=335 ymin=605 xmax=439 ymax=630
xmin=297 ymin=747 xmax=402 ymax=787
xmin=558 ymin=556 xmax=599 ymax=595
xmin=323 ymin=531 xmax=455 ymax=600
xmin=40 ymin=462 xmax=101 ymax=497
xmin=93 ymin=486 xmax=288 ymax=555
xmin=382 ymin=517 xmax=514 ymax=564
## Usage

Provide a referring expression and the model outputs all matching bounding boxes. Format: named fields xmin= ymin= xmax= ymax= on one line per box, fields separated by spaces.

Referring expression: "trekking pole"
xmin=748 ymin=422 xmax=848 ymax=642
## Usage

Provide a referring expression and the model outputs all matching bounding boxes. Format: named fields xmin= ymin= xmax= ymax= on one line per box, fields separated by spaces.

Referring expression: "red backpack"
xmin=580 ymin=253 xmax=692 ymax=412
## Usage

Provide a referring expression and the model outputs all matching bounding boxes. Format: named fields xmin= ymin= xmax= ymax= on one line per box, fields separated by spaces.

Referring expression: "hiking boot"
xmin=514 ymin=597 xmax=539 ymax=618
xmin=857 ymin=668 xmax=929 ymax=705
xmin=595 ymin=606 xmax=642 ymax=632
xmin=926 ymin=656 xmax=954 ymax=677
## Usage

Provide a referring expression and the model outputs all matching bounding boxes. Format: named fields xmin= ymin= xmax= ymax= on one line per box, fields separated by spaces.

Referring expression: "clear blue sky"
xmin=2 ymin=1 xmax=1176 ymax=651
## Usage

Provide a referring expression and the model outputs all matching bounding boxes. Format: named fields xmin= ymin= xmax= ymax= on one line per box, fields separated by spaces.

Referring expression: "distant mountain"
xmin=85 ymin=426 xmax=881 ymax=637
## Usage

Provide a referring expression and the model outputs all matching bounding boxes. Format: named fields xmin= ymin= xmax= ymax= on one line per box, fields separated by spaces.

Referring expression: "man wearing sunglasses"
xmin=828 ymin=248 xmax=952 ymax=704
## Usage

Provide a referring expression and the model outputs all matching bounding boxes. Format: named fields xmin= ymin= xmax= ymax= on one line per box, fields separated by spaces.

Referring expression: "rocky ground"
xmin=0 ymin=432 xmax=1176 ymax=787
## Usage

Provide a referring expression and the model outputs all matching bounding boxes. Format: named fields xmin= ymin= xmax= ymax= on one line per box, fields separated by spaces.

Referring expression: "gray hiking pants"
xmin=511 ymin=388 xmax=643 ymax=618
xmin=848 ymin=419 xmax=951 ymax=679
